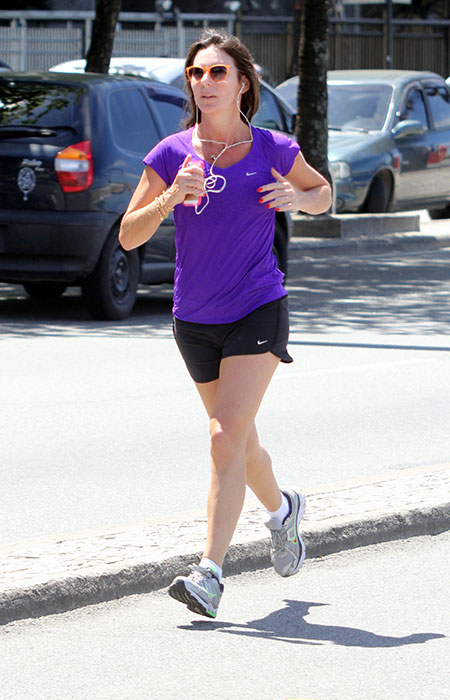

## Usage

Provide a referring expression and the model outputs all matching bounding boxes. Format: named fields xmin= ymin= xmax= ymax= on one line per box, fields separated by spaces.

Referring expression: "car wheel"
xmin=428 ymin=205 xmax=450 ymax=220
xmin=273 ymin=220 xmax=288 ymax=279
xmin=81 ymin=224 xmax=139 ymax=320
xmin=23 ymin=282 xmax=67 ymax=300
xmin=363 ymin=174 xmax=392 ymax=213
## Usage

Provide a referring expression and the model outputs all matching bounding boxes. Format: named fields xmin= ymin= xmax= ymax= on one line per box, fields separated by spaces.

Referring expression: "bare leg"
xmin=196 ymin=378 xmax=282 ymax=513
xmin=194 ymin=352 xmax=281 ymax=568
xmin=245 ymin=423 xmax=282 ymax=512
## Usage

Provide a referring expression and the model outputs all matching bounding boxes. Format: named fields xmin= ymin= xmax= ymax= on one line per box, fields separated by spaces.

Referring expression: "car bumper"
xmin=0 ymin=209 xmax=116 ymax=283
xmin=334 ymin=180 xmax=366 ymax=213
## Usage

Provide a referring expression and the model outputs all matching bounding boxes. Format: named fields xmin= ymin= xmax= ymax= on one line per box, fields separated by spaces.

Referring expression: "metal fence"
xmin=329 ymin=17 xmax=450 ymax=78
xmin=0 ymin=11 xmax=449 ymax=84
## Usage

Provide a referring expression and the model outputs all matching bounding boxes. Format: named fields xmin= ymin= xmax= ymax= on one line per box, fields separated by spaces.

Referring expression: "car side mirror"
xmin=392 ymin=119 xmax=425 ymax=140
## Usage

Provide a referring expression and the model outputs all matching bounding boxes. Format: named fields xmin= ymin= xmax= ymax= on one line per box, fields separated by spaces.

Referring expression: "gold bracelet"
xmin=160 ymin=192 xmax=171 ymax=218
xmin=154 ymin=192 xmax=172 ymax=222
xmin=155 ymin=196 xmax=164 ymax=221
xmin=154 ymin=196 xmax=166 ymax=222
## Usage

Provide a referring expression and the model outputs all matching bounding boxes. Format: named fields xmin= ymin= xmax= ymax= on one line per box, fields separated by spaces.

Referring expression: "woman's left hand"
xmin=257 ymin=168 xmax=301 ymax=212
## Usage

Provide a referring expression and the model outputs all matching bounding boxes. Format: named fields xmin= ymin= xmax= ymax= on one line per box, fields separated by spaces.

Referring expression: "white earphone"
xmin=193 ymin=80 xmax=253 ymax=215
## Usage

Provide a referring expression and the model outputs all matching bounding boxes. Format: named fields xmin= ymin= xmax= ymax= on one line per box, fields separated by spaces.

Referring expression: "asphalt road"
xmin=1 ymin=246 xmax=450 ymax=542
xmin=1 ymin=532 xmax=449 ymax=700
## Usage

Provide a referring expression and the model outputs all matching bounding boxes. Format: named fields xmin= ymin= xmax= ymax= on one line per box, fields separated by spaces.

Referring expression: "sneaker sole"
xmin=168 ymin=579 xmax=217 ymax=618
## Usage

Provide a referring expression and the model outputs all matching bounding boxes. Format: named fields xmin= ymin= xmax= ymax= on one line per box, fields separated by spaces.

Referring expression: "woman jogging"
xmin=119 ymin=30 xmax=331 ymax=619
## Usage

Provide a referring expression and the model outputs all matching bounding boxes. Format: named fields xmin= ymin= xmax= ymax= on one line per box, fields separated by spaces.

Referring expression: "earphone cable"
xmin=193 ymin=85 xmax=253 ymax=215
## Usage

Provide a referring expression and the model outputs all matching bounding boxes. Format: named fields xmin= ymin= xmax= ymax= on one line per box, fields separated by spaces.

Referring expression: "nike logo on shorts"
xmin=257 ymin=339 xmax=269 ymax=345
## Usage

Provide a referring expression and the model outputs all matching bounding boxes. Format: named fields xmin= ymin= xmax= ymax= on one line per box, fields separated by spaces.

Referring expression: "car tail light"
xmin=54 ymin=140 xmax=93 ymax=192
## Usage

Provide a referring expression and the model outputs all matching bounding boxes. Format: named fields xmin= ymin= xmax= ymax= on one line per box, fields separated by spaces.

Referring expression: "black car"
xmin=0 ymin=71 xmax=292 ymax=320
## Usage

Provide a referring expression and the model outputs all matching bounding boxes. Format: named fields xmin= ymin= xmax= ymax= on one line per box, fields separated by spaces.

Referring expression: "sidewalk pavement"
xmin=1 ymin=462 xmax=449 ymax=625
xmin=290 ymin=214 xmax=450 ymax=258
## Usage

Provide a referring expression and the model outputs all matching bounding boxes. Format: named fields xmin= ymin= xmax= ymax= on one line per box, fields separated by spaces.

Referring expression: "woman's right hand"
xmin=119 ymin=155 xmax=204 ymax=251
xmin=168 ymin=154 xmax=205 ymax=205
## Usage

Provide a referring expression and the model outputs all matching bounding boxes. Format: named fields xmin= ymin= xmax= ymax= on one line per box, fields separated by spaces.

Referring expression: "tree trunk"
xmin=85 ymin=0 xmax=122 ymax=74
xmin=295 ymin=0 xmax=330 ymax=181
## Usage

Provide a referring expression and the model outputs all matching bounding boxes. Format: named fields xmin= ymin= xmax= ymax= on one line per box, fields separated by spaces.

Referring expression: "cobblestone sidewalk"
xmin=1 ymin=463 xmax=449 ymax=625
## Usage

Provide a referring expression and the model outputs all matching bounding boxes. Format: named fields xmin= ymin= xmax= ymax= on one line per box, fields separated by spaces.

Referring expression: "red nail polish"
xmin=275 ymin=208 xmax=280 ymax=211
xmin=259 ymin=198 xmax=264 ymax=204
xmin=266 ymin=204 xmax=271 ymax=209
xmin=257 ymin=187 xmax=262 ymax=192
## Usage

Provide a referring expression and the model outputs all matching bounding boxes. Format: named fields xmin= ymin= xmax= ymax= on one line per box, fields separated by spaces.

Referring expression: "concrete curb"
xmin=289 ymin=217 xmax=450 ymax=258
xmin=292 ymin=213 xmax=421 ymax=239
xmin=1 ymin=503 xmax=449 ymax=626
xmin=1 ymin=463 xmax=449 ymax=626
xmin=290 ymin=230 xmax=450 ymax=259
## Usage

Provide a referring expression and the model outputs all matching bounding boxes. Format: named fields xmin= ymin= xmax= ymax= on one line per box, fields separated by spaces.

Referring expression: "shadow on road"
xmin=180 ymin=599 xmax=446 ymax=647
xmin=2 ymin=250 xmax=450 ymax=339
xmin=0 ymin=284 xmax=174 ymax=339
xmin=288 ymin=253 xmax=450 ymax=336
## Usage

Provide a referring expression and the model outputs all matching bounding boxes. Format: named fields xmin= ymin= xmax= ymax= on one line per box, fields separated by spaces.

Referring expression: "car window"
xmin=108 ymin=88 xmax=159 ymax=155
xmin=146 ymin=90 xmax=186 ymax=137
xmin=254 ymin=85 xmax=285 ymax=131
xmin=276 ymin=79 xmax=297 ymax=111
xmin=170 ymin=74 xmax=186 ymax=91
xmin=329 ymin=84 xmax=392 ymax=131
xmin=425 ymin=85 xmax=450 ymax=130
xmin=0 ymin=80 xmax=86 ymax=130
xmin=398 ymin=88 xmax=429 ymax=129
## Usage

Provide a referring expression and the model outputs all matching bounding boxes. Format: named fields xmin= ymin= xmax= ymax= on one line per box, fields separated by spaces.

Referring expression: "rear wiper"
xmin=0 ymin=125 xmax=57 ymax=138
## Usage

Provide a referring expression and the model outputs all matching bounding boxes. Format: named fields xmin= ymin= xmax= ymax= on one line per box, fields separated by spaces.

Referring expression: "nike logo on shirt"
xmin=246 ymin=171 xmax=257 ymax=176
xmin=257 ymin=339 xmax=269 ymax=345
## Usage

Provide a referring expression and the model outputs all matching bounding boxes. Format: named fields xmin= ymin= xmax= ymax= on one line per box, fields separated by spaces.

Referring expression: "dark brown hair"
xmin=184 ymin=29 xmax=260 ymax=128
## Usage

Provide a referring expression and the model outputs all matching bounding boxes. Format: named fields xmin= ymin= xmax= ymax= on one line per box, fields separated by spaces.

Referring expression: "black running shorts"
xmin=172 ymin=295 xmax=293 ymax=384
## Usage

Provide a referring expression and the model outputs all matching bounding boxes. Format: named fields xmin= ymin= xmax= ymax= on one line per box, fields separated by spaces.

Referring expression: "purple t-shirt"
xmin=143 ymin=126 xmax=300 ymax=324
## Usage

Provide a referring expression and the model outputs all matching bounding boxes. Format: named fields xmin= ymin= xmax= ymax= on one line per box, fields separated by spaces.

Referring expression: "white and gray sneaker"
xmin=265 ymin=489 xmax=306 ymax=577
xmin=168 ymin=564 xmax=224 ymax=618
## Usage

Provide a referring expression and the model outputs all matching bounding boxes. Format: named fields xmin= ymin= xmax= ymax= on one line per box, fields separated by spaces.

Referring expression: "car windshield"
xmin=0 ymin=80 xmax=86 ymax=127
xmin=328 ymin=83 xmax=393 ymax=131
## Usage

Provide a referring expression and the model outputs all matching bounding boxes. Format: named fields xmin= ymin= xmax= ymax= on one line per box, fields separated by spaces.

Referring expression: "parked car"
xmin=51 ymin=56 xmax=276 ymax=85
xmin=0 ymin=70 xmax=292 ymax=320
xmin=50 ymin=57 xmax=296 ymax=136
xmin=0 ymin=71 xmax=187 ymax=319
xmin=277 ymin=70 xmax=450 ymax=218
xmin=0 ymin=60 xmax=12 ymax=71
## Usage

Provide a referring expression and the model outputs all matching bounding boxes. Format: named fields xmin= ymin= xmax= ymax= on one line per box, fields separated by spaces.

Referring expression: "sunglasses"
xmin=186 ymin=64 xmax=231 ymax=82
